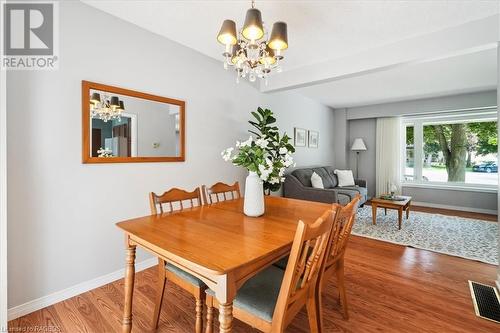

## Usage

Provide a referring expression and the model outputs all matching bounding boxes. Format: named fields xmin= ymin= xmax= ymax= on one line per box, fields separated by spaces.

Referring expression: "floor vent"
xmin=468 ymin=280 xmax=500 ymax=324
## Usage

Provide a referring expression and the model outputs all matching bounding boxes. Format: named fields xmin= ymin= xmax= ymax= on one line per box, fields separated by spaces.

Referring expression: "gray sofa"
xmin=283 ymin=166 xmax=367 ymax=206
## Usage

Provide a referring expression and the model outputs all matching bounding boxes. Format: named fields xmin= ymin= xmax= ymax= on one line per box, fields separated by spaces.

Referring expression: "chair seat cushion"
xmin=207 ymin=266 xmax=284 ymax=322
xmin=166 ymin=263 xmax=205 ymax=287
xmin=273 ymin=256 xmax=288 ymax=270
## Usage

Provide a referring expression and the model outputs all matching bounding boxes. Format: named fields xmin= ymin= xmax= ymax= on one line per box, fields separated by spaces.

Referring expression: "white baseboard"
xmin=7 ymin=257 xmax=158 ymax=321
xmin=496 ymin=273 xmax=500 ymax=291
xmin=411 ymin=201 xmax=497 ymax=215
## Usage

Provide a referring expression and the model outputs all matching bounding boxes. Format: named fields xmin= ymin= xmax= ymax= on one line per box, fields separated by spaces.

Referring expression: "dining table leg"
xmin=122 ymin=239 xmax=136 ymax=333
xmin=218 ymin=302 xmax=233 ymax=333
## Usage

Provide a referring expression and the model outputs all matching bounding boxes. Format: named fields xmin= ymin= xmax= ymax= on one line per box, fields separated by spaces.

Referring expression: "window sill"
xmin=401 ymin=182 xmax=498 ymax=193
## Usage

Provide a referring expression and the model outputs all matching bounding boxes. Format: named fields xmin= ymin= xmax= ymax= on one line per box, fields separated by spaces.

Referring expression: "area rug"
xmin=352 ymin=207 xmax=498 ymax=265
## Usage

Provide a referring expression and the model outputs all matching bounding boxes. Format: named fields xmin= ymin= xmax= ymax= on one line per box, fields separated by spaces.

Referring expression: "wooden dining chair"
xmin=149 ymin=187 xmax=207 ymax=332
xmin=201 ymin=181 xmax=241 ymax=205
xmin=204 ymin=209 xmax=336 ymax=333
xmin=318 ymin=194 xmax=361 ymax=321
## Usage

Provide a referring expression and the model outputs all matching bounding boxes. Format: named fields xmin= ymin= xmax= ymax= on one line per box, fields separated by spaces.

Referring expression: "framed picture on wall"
xmin=308 ymin=130 xmax=319 ymax=148
xmin=294 ymin=128 xmax=307 ymax=147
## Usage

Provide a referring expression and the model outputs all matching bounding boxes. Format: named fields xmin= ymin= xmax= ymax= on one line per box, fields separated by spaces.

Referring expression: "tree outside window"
xmin=403 ymin=112 xmax=498 ymax=186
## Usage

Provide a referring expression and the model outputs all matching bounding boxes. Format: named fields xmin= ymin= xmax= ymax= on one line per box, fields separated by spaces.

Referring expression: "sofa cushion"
xmin=312 ymin=167 xmax=335 ymax=188
xmin=311 ymin=172 xmax=324 ymax=189
xmin=335 ymin=169 xmax=355 ymax=187
xmin=335 ymin=188 xmax=362 ymax=206
xmin=323 ymin=166 xmax=339 ymax=188
xmin=341 ymin=186 xmax=368 ymax=201
xmin=333 ymin=186 xmax=368 ymax=206
xmin=291 ymin=168 xmax=313 ymax=187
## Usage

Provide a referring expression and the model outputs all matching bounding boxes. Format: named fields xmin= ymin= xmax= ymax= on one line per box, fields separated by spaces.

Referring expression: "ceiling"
xmin=296 ymin=48 xmax=498 ymax=108
xmin=83 ymin=0 xmax=499 ymax=108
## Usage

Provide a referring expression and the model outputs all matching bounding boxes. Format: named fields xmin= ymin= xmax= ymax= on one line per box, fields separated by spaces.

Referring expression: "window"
xmin=405 ymin=125 xmax=414 ymax=181
xmin=402 ymin=108 xmax=498 ymax=189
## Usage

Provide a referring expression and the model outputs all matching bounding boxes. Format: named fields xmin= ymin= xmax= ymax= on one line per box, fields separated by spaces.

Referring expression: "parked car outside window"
xmin=472 ymin=162 xmax=498 ymax=173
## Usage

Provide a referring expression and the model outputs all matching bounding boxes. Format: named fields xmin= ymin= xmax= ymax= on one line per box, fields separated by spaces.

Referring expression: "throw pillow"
xmin=334 ymin=169 xmax=355 ymax=187
xmin=311 ymin=172 xmax=324 ymax=189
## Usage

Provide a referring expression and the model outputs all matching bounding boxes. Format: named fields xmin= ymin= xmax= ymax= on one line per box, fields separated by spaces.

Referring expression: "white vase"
xmin=244 ymin=171 xmax=265 ymax=217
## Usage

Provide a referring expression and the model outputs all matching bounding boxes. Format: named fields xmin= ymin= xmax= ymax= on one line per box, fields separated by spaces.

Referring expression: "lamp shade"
xmin=110 ymin=96 xmax=120 ymax=108
xmin=259 ymin=45 xmax=276 ymax=65
xmin=242 ymin=8 xmax=264 ymax=40
xmin=351 ymin=138 xmax=367 ymax=151
xmin=268 ymin=21 xmax=288 ymax=50
xmin=118 ymin=100 xmax=125 ymax=111
xmin=90 ymin=92 xmax=101 ymax=104
xmin=217 ymin=19 xmax=237 ymax=45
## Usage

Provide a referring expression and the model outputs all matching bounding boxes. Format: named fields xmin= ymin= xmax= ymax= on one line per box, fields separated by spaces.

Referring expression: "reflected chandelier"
xmin=217 ymin=0 xmax=288 ymax=84
xmin=90 ymin=92 xmax=125 ymax=122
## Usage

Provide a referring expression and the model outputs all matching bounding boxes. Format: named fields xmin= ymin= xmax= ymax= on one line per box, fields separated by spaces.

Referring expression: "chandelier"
xmin=89 ymin=92 xmax=125 ymax=122
xmin=217 ymin=0 xmax=288 ymax=84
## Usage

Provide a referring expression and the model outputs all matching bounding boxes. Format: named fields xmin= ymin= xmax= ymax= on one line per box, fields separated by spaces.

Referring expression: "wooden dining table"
xmin=116 ymin=196 xmax=331 ymax=333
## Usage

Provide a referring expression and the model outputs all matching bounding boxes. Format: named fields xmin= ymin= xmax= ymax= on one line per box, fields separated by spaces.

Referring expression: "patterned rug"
xmin=353 ymin=207 xmax=498 ymax=265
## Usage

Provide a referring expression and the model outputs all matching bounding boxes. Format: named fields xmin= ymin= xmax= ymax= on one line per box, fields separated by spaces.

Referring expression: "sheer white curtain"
xmin=376 ymin=117 xmax=402 ymax=196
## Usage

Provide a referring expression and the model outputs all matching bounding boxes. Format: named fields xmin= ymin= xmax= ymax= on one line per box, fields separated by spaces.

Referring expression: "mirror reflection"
xmin=89 ymin=89 xmax=181 ymax=158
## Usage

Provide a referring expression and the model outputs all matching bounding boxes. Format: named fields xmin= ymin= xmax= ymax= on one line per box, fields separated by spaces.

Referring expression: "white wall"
xmin=260 ymin=91 xmax=335 ymax=168
xmin=348 ymin=118 xmax=376 ymax=196
xmin=6 ymin=1 xmax=335 ymax=311
xmin=341 ymin=91 xmax=498 ymax=212
xmin=333 ymin=108 xmax=348 ymax=169
xmin=0 ymin=31 xmax=8 ymax=328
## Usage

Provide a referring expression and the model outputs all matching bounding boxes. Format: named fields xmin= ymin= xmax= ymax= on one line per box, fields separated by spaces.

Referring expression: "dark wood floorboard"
xmin=8 ymin=209 xmax=499 ymax=332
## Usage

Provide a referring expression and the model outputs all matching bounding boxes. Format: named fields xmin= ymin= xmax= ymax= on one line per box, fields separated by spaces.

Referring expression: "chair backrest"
xmin=324 ymin=194 xmax=361 ymax=268
xmin=149 ymin=187 xmax=203 ymax=215
xmin=202 ymin=181 xmax=241 ymax=205
xmin=271 ymin=208 xmax=336 ymax=331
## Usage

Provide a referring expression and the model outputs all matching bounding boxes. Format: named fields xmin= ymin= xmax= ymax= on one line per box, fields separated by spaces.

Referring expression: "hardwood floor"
xmin=9 ymin=209 xmax=499 ymax=333
xmin=9 ymin=239 xmax=498 ymax=333
xmin=409 ymin=204 xmax=497 ymax=222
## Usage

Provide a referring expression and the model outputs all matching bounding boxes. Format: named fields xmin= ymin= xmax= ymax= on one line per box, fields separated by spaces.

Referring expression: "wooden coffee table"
xmin=370 ymin=195 xmax=412 ymax=230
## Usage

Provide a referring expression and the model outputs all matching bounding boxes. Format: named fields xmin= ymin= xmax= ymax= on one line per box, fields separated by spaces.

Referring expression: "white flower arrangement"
xmin=97 ymin=147 xmax=113 ymax=158
xmin=221 ymin=108 xmax=296 ymax=193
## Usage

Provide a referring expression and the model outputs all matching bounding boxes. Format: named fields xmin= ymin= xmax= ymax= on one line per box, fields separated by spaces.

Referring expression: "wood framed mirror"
xmin=82 ymin=81 xmax=185 ymax=163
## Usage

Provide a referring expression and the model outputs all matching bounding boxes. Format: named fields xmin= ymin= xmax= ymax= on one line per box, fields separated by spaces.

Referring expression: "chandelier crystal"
xmin=90 ymin=92 xmax=125 ymax=122
xmin=217 ymin=0 xmax=288 ymax=84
